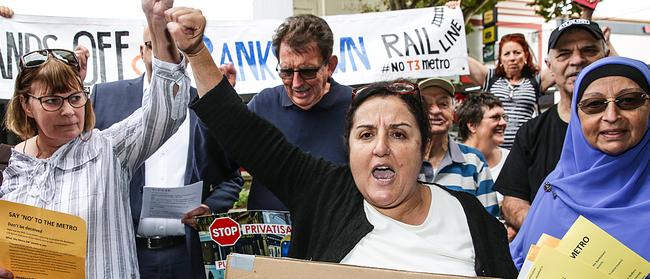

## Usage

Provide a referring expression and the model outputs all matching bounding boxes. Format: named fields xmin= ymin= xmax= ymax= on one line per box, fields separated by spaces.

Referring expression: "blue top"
xmin=510 ymin=56 xmax=650 ymax=269
xmin=246 ymin=78 xmax=353 ymax=210
xmin=419 ymin=138 xmax=499 ymax=217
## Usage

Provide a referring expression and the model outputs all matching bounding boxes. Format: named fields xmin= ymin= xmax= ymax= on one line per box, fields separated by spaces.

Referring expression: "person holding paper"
xmin=510 ymin=56 xmax=650 ymax=269
xmin=165 ymin=6 xmax=517 ymax=278
xmin=91 ymin=26 xmax=243 ymax=279
xmin=0 ymin=0 xmax=189 ymax=277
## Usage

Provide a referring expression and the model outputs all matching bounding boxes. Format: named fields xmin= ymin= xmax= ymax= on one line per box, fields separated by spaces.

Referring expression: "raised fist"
xmin=164 ymin=7 xmax=207 ymax=56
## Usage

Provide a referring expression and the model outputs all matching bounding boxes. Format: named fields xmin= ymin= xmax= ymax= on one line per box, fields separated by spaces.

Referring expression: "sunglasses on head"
xmin=20 ymin=49 xmax=79 ymax=72
xmin=276 ymin=59 xmax=328 ymax=81
xmin=578 ymin=92 xmax=649 ymax=115
xmin=353 ymin=81 xmax=421 ymax=99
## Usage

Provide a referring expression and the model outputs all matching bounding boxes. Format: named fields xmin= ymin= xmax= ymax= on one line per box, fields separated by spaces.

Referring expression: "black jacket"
xmin=191 ymin=78 xmax=517 ymax=278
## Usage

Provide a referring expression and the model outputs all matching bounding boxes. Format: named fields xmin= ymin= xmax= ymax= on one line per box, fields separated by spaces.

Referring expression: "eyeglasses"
xmin=20 ymin=49 xmax=79 ymax=72
xmin=276 ymin=59 xmax=328 ymax=80
xmin=484 ymin=113 xmax=509 ymax=122
xmin=25 ymin=91 xmax=90 ymax=112
xmin=578 ymin=92 xmax=649 ymax=115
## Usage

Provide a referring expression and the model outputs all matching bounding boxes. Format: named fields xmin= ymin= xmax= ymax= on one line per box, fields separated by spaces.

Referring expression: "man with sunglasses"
xmin=417 ymin=78 xmax=500 ymax=218
xmin=90 ymin=27 xmax=243 ymax=279
xmin=495 ymin=19 xmax=611 ymax=240
xmin=242 ymin=14 xmax=353 ymax=211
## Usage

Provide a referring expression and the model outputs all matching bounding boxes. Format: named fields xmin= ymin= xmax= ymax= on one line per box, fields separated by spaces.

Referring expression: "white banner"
xmin=0 ymin=7 xmax=468 ymax=100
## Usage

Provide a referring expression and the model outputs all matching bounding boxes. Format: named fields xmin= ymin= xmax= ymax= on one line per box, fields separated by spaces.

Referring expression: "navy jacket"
xmin=91 ymin=75 xmax=243 ymax=279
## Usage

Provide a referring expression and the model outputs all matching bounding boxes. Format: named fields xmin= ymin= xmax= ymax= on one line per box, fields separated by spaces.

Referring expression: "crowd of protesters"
xmin=1 ymin=0 xmax=649 ymax=278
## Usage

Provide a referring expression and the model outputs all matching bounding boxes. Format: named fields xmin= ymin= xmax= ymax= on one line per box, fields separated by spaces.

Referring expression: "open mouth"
xmin=372 ymin=165 xmax=395 ymax=182
xmin=430 ymin=117 xmax=446 ymax=126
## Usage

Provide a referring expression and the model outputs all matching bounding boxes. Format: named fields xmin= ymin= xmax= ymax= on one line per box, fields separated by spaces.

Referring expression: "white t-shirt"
xmin=340 ymin=185 xmax=476 ymax=276
xmin=490 ymin=147 xmax=510 ymax=205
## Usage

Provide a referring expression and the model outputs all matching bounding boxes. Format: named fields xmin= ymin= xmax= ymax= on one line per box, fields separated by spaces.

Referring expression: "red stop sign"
xmin=209 ymin=217 xmax=241 ymax=246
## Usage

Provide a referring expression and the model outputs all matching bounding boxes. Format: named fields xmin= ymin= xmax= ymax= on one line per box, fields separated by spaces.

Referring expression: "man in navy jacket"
xmin=91 ymin=27 xmax=242 ymax=279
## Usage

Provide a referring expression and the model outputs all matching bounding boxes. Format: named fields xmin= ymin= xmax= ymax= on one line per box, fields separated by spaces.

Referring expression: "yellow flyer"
xmin=557 ymin=216 xmax=650 ymax=279
xmin=523 ymin=245 xmax=610 ymax=279
xmin=0 ymin=200 xmax=86 ymax=279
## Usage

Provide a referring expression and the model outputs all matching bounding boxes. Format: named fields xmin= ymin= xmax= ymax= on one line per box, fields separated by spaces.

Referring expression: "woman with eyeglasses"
xmin=0 ymin=1 xmax=189 ymax=278
xmin=168 ymin=7 xmax=516 ymax=277
xmin=456 ymin=93 xmax=510 ymax=195
xmin=509 ymin=56 xmax=650 ymax=270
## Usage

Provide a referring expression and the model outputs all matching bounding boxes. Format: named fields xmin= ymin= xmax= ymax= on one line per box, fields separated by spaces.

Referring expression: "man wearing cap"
xmin=495 ymin=19 xmax=610 ymax=239
xmin=418 ymin=78 xmax=499 ymax=218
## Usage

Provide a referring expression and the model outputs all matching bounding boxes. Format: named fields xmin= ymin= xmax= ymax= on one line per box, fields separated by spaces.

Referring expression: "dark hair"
xmin=272 ymin=14 xmax=333 ymax=62
xmin=345 ymin=80 xmax=431 ymax=155
xmin=456 ymin=93 xmax=503 ymax=141
xmin=495 ymin=33 xmax=539 ymax=78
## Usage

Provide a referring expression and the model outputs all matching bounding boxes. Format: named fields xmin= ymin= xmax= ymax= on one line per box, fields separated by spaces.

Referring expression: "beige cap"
xmin=418 ymin=78 xmax=455 ymax=97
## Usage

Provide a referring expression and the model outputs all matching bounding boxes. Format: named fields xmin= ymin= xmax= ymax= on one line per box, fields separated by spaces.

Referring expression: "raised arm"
xmin=540 ymin=68 xmax=555 ymax=93
xmin=467 ymin=56 xmax=489 ymax=87
xmin=163 ymin=7 xmax=219 ymax=95
xmin=445 ymin=0 xmax=490 ymax=87
xmin=143 ymin=0 xmax=182 ymax=65
xmin=0 ymin=6 xmax=13 ymax=18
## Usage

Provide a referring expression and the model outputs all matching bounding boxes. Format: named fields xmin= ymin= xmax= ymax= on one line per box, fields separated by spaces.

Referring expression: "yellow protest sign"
xmin=522 ymin=245 xmax=610 ymax=279
xmin=0 ymin=200 xmax=86 ymax=279
xmin=557 ymin=216 xmax=650 ymax=279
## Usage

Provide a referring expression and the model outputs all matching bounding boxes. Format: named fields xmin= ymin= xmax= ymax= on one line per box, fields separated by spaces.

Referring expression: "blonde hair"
xmin=4 ymin=58 xmax=95 ymax=140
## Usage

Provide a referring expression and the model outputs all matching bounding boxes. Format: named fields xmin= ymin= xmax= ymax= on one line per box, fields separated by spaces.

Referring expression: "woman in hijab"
xmin=510 ymin=56 xmax=650 ymax=268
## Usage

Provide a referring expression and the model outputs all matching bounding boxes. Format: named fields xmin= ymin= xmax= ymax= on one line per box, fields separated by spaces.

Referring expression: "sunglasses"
xmin=20 ymin=49 xmax=79 ymax=72
xmin=25 ymin=90 xmax=89 ymax=112
xmin=353 ymin=81 xmax=421 ymax=99
xmin=276 ymin=59 xmax=328 ymax=81
xmin=578 ymin=92 xmax=649 ymax=115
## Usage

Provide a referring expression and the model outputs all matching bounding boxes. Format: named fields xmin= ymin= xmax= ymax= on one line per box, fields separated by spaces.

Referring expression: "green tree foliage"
xmin=529 ymin=0 xmax=585 ymax=20
xmin=360 ymin=0 xmax=499 ymax=32
xmin=361 ymin=0 xmax=601 ymax=23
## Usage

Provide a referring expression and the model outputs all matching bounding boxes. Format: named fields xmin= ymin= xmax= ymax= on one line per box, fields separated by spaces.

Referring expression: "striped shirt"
xmin=482 ymin=69 xmax=539 ymax=149
xmin=418 ymin=139 xmax=499 ymax=217
xmin=0 ymin=58 xmax=189 ymax=279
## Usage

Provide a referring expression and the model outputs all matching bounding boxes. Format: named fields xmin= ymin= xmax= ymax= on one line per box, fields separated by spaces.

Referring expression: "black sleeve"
xmin=190 ymin=78 xmax=341 ymax=212
xmin=493 ymin=122 xmax=533 ymax=202
xmin=194 ymin=120 xmax=243 ymax=213
xmin=442 ymin=187 xmax=518 ymax=278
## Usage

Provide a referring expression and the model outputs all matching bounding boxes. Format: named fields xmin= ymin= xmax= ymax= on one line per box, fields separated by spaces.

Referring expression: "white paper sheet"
xmin=140 ymin=181 xmax=203 ymax=219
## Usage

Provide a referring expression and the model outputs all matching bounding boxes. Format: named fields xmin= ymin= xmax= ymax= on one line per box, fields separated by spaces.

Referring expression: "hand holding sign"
xmin=0 ymin=266 xmax=13 ymax=279
xmin=164 ymin=7 xmax=207 ymax=56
